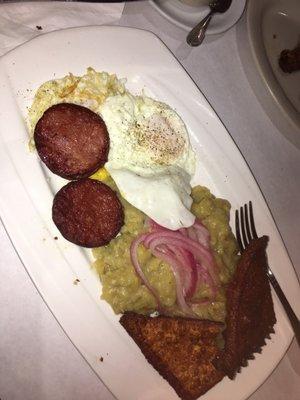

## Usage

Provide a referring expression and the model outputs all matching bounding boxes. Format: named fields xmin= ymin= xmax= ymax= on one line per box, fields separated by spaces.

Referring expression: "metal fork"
xmin=236 ymin=202 xmax=300 ymax=346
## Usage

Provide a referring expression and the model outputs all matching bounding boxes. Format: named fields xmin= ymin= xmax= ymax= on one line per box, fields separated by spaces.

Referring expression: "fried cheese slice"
xmin=120 ymin=313 xmax=224 ymax=400
xmin=214 ymin=236 xmax=276 ymax=378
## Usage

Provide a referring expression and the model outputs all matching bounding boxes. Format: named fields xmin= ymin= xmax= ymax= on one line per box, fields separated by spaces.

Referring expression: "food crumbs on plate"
xmin=100 ymin=356 xmax=104 ymax=362
xmin=54 ymin=236 xmax=58 ymax=240
xmin=36 ymin=25 xmax=43 ymax=30
xmin=73 ymin=278 xmax=80 ymax=285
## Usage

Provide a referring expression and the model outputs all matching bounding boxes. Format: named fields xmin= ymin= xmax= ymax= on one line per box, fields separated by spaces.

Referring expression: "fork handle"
xmin=268 ymin=270 xmax=300 ymax=346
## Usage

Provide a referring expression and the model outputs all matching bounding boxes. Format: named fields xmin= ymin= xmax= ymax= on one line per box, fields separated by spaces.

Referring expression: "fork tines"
xmin=235 ymin=202 xmax=258 ymax=253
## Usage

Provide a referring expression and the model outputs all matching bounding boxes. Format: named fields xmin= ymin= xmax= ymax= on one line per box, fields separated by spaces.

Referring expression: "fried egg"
xmin=100 ymin=93 xmax=196 ymax=230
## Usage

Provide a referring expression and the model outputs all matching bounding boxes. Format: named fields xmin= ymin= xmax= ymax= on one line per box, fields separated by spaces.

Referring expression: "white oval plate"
xmin=150 ymin=0 xmax=246 ymax=34
xmin=0 ymin=26 xmax=298 ymax=400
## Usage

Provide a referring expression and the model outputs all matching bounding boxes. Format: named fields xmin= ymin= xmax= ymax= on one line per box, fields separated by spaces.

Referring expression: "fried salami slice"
xmin=52 ymin=179 xmax=124 ymax=248
xmin=34 ymin=103 xmax=109 ymax=180
xmin=214 ymin=236 xmax=276 ymax=379
xmin=120 ymin=313 xmax=225 ymax=400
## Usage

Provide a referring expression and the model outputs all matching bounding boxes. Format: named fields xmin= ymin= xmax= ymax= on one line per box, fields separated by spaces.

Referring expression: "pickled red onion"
xmin=130 ymin=233 xmax=163 ymax=310
xmin=130 ymin=218 xmax=219 ymax=315
xmin=151 ymin=246 xmax=195 ymax=316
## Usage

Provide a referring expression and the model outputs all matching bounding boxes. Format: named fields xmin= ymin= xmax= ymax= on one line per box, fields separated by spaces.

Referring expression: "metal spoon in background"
xmin=186 ymin=0 xmax=232 ymax=47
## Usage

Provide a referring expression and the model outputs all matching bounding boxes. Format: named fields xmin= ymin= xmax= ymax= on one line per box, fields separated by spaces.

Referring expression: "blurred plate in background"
xmin=150 ymin=0 xmax=246 ymax=34
xmin=246 ymin=0 xmax=300 ymax=149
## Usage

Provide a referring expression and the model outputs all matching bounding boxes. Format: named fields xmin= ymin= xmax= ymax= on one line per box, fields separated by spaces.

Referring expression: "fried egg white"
xmin=100 ymin=93 xmax=196 ymax=230
xmin=28 ymin=68 xmax=125 ymax=140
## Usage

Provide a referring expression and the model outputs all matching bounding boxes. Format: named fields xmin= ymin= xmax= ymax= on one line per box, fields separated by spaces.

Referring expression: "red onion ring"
xmin=151 ymin=247 xmax=195 ymax=316
xmin=130 ymin=234 xmax=163 ymax=310
xmin=145 ymin=233 xmax=219 ymax=286
xmin=130 ymin=218 xmax=219 ymax=316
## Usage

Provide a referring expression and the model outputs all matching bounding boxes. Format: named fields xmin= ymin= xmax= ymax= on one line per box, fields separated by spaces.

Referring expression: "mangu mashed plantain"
xmin=92 ymin=176 xmax=239 ymax=322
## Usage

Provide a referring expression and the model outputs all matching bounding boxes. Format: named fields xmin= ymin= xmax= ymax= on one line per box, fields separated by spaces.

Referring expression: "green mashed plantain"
xmin=92 ymin=178 xmax=239 ymax=322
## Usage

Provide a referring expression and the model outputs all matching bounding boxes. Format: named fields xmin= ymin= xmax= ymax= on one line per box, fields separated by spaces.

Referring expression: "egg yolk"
xmin=90 ymin=167 xmax=110 ymax=181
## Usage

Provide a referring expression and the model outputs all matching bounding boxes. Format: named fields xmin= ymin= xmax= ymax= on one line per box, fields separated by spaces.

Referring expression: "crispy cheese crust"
xmin=214 ymin=236 xmax=276 ymax=378
xmin=120 ymin=313 xmax=224 ymax=400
